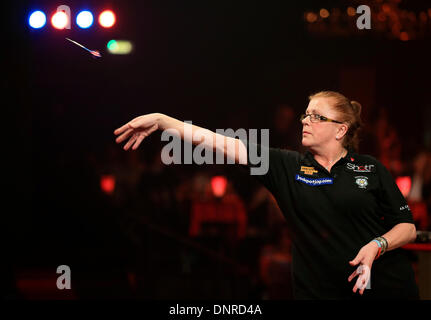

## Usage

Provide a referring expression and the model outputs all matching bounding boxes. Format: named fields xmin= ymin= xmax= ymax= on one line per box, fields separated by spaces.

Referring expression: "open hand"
xmin=114 ymin=113 xmax=160 ymax=150
xmin=348 ymin=241 xmax=380 ymax=295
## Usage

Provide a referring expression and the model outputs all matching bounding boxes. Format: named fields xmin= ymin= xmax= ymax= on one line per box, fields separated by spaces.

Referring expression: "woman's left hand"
xmin=348 ymin=241 xmax=380 ymax=295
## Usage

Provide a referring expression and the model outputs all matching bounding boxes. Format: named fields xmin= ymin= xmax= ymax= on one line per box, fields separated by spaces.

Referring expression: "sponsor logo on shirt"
xmin=300 ymin=166 xmax=318 ymax=175
xmin=355 ymin=176 xmax=368 ymax=189
xmin=295 ymin=174 xmax=334 ymax=186
xmin=400 ymin=205 xmax=410 ymax=211
xmin=346 ymin=163 xmax=375 ymax=173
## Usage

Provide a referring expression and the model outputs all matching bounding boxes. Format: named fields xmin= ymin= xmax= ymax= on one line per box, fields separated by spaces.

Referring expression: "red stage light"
xmin=51 ymin=11 xmax=68 ymax=29
xmin=100 ymin=175 xmax=116 ymax=195
xmin=211 ymin=176 xmax=227 ymax=197
xmin=99 ymin=10 xmax=116 ymax=28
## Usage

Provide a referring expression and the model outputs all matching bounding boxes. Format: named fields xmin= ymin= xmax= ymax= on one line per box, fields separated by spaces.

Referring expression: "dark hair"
xmin=308 ymin=91 xmax=363 ymax=151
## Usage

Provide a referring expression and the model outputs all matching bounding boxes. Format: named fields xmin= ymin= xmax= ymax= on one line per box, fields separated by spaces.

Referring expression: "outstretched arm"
xmin=114 ymin=113 xmax=248 ymax=164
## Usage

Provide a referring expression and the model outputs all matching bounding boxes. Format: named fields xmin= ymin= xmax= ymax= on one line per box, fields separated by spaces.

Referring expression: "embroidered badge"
xmin=355 ymin=176 xmax=368 ymax=189
xmin=295 ymin=174 xmax=333 ymax=186
xmin=300 ymin=166 xmax=318 ymax=175
xmin=346 ymin=163 xmax=376 ymax=173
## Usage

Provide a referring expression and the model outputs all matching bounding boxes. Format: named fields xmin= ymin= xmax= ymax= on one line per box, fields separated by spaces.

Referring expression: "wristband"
xmin=372 ymin=239 xmax=382 ymax=259
xmin=372 ymin=239 xmax=382 ymax=248
xmin=375 ymin=236 xmax=388 ymax=255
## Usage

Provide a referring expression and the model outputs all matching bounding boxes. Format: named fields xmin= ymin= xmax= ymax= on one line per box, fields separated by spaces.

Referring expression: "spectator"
xmin=408 ymin=150 xmax=431 ymax=230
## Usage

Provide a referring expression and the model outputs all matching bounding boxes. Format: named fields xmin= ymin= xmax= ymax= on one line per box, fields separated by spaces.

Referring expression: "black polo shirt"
xmin=242 ymin=142 xmax=419 ymax=299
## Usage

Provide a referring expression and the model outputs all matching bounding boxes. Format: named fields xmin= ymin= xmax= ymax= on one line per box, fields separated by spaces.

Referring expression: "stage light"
xmin=99 ymin=10 xmax=116 ymax=28
xmin=305 ymin=12 xmax=318 ymax=23
xmin=107 ymin=40 xmax=133 ymax=54
xmin=347 ymin=7 xmax=356 ymax=17
xmin=51 ymin=11 xmax=69 ymax=29
xmin=76 ymin=10 xmax=93 ymax=29
xmin=100 ymin=175 xmax=115 ymax=195
xmin=211 ymin=176 xmax=227 ymax=197
xmin=107 ymin=40 xmax=118 ymax=51
xmin=319 ymin=8 xmax=329 ymax=18
xmin=29 ymin=10 xmax=46 ymax=29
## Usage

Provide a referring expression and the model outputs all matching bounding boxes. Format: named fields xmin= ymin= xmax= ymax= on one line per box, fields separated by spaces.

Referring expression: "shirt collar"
xmin=304 ymin=148 xmax=355 ymax=168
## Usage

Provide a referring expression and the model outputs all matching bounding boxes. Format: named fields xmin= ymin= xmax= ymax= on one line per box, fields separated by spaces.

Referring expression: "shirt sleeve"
xmin=376 ymin=160 xmax=415 ymax=227
xmin=240 ymin=140 xmax=299 ymax=198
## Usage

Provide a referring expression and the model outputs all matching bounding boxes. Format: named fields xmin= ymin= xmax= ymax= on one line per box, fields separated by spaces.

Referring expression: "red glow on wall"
xmin=211 ymin=176 xmax=227 ymax=197
xmin=396 ymin=176 xmax=411 ymax=197
xmin=100 ymin=175 xmax=115 ymax=195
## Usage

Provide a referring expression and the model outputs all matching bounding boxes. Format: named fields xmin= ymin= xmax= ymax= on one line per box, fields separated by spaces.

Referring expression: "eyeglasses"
xmin=300 ymin=113 xmax=343 ymax=124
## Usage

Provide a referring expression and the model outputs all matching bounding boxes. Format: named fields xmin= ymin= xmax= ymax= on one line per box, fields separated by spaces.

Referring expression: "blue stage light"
xmin=76 ymin=10 xmax=94 ymax=29
xmin=29 ymin=10 xmax=46 ymax=29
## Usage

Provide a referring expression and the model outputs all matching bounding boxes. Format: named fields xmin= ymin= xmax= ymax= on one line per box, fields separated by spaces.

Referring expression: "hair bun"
xmin=350 ymin=101 xmax=362 ymax=115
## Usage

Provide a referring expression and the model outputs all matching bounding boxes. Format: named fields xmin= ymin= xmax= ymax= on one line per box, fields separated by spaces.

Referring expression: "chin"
xmin=301 ymin=138 xmax=311 ymax=147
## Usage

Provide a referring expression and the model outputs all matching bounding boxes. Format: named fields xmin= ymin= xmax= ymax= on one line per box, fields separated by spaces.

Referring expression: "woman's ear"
xmin=336 ymin=124 xmax=348 ymax=140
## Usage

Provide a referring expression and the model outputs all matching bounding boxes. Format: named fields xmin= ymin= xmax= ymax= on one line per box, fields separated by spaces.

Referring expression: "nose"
xmin=301 ymin=115 xmax=311 ymax=125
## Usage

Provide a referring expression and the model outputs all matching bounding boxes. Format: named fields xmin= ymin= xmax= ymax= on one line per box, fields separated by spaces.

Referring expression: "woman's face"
xmin=301 ymin=97 xmax=344 ymax=149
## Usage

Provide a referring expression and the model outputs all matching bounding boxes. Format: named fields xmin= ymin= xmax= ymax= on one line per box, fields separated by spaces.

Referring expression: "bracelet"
xmin=372 ymin=237 xmax=388 ymax=259
xmin=372 ymin=239 xmax=383 ymax=259
xmin=372 ymin=239 xmax=382 ymax=248
xmin=376 ymin=236 xmax=388 ymax=254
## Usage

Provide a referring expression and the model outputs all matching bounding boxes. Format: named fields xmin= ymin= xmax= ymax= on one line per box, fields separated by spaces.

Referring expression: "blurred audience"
xmin=259 ymin=225 xmax=292 ymax=300
xmin=407 ymin=150 xmax=431 ymax=231
xmin=375 ymin=107 xmax=404 ymax=176
xmin=188 ymin=174 xmax=247 ymax=252
xmin=270 ymin=104 xmax=302 ymax=150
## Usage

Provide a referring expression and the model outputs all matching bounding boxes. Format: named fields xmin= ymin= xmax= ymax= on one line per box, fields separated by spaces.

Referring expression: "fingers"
xmin=349 ymin=253 xmax=363 ymax=266
xmin=349 ymin=264 xmax=371 ymax=295
xmin=115 ymin=118 xmax=159 ymax=151
xmin=349 ymin=247 xmax=374 ymax=295
xmin=352 ymin=283 xmax=358 ymax=293
xmin=349 ymin=251 xmax=363 ymax=285
xmin=351 ymin=271 xmax=361 ymax=294
xmin=116 ymin=128 xmax=134 ymax=144
xmin=352 ymin=283 xmax=365 ymax=295
xmin=355 ymin=275 xmax=367 ymax=295
xmin=357 ymin=276 xmax=367 ymax=295
xmin=348 ymin=270 xmax=358 ymax=282
xmin=132 ymin=133 xmax=146 ymax=150
xmin=114 ymin=122 xmax=132 ymax=136
xmin=349 ymin=259 xmax=359 ymax=266
xmin=131 ymin=123 xmax=159 ymax=150
xmin=123 ymin=133 xmax=139 ymax=150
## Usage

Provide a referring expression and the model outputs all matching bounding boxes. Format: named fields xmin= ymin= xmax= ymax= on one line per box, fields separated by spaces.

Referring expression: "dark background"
xmin=4 ymin=0 xmax=431 ymax=299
